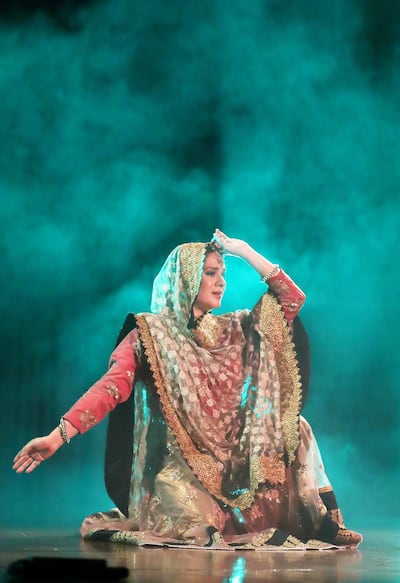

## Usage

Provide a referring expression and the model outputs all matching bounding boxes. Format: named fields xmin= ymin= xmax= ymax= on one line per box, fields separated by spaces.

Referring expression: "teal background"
xmin=0 ymin=1 xmax=399 ymax=530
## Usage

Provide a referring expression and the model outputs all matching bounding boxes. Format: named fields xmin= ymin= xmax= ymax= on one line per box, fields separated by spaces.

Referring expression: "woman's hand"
xmin=212 ymin=228 xmax=278 ymax=280
xmin=13 ymin=429 xmax=64 ymax=474
xmin=212 ymin=229 xmax=251 ymax=258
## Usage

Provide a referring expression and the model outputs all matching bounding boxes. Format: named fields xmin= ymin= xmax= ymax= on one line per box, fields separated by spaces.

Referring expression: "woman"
xmin=13 ymin=229 xmax=362 ymax=550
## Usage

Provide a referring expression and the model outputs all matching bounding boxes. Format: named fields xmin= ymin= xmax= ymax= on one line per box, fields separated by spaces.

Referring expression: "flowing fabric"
xmin=75 ymin=243 xmax=361 ymax=549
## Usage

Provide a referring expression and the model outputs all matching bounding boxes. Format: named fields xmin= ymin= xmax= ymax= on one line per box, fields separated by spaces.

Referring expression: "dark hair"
xmin=205 ymin=242 xmax=224 ymax=257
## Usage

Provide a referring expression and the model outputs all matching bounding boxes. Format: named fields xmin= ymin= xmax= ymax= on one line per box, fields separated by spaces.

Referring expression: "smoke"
xmin=1 ymin=0 xmax=399 ymax=528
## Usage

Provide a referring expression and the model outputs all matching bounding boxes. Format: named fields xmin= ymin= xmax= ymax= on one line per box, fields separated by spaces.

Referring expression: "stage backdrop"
xmin=0 ymin=0 xmax=399 ymax=530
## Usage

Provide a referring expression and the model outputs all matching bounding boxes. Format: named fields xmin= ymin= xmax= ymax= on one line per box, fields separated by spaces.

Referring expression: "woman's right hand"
xmin=211 ymin=229 xmax=251 ymax=258
xmin=13 ymin=428 xmax=64 ymax=473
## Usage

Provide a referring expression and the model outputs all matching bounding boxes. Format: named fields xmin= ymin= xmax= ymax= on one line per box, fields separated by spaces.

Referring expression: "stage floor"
xmin=0 ymin=528 xmax=398 ymax=582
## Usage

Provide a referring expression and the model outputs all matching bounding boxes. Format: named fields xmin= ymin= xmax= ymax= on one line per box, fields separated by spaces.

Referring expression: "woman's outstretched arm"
xmin=13 ymin=329 xmax=139 ymax=473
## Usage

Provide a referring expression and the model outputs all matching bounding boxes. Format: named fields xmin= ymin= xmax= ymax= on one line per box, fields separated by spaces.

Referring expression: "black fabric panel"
xmin=83 ymin=529 xmax=121 ymax=542
xmin=265 ymin=529 xmax=290 ymax=546
xmin=317 ymin=514 xmax=340 ymax=543
xmin=104 ymin=313 xmax=137 ymax=516
xmin=320 ymin=490 xmax=338 ymax=510
xmin=292 ymin=316 xmax=310 ymax=409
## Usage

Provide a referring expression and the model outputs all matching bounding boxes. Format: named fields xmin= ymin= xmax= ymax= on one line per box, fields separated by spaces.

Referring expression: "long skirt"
xmin=80 ymin=417 xmax=361 ymax=550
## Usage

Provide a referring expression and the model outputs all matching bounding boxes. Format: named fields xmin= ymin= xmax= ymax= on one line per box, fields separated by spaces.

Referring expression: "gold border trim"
xmin=257 ymin=293 xmax=302 ymax=464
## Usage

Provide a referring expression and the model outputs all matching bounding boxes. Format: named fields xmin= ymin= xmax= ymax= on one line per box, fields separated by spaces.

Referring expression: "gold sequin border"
xmin=179 ymin=243 xmax=207 ymax=304
xmin=257 ymin=292 xmax=303 ymax=465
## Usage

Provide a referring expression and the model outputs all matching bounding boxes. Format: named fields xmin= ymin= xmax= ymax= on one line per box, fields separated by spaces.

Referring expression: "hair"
xmin=205 ymin=242 xmax=224 ymax=258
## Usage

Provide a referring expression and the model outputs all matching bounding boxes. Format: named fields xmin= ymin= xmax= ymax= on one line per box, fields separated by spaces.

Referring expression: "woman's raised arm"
xmin=212 ymin=229 xmax=305 ymax=321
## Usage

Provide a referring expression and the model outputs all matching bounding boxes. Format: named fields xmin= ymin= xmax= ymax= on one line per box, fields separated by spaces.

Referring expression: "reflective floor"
xmin=0 ymin=529 xmax=398 ymax=582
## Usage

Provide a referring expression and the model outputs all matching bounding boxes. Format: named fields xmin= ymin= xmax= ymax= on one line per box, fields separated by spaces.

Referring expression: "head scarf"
xmin=150 ymin=242 xmax=221 ymax=325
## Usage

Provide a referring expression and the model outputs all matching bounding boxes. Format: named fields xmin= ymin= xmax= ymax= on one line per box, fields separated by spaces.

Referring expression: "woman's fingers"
xmin=13 ymin=455 xmax=36 ymax=473
xmin=211 ymin=230 xmax=221 ymax=243
xmin=212 ymin=229 xmax=229 ymax=250
xmin=13 ymin=451 xmax=29 ymax=466
xmin=13 ymin=456 xmax=41 ymax=473
xmin=214 ymin=229 xmax=228 ymax=241
xmin=25 ymin=459 xmax=41 ymax=473
xmin=13 ymin=445 xmax=44 ymax=473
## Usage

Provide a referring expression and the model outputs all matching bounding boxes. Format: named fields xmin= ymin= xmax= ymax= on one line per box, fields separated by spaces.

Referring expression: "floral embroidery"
xmin=80 ymin=410 xmax=97 ymax=430
xmin=105 ymin=383 xmax=120 ymax=400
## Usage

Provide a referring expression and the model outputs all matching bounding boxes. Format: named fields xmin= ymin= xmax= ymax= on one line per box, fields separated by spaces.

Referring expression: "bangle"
xmin=262 ymin=264 xmax=280 ymax=283
xmin=58 ymin=417 xmax=70 ymax=445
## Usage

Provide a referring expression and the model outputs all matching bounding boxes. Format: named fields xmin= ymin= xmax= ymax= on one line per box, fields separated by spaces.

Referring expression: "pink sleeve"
xmin=63 ymin=329 xmax=140 ymax=434
xmin=267 ymin=269 xmax=306 ymax=322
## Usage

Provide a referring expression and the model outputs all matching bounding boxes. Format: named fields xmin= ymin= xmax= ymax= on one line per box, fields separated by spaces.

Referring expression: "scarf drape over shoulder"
xmin=133 ymin=242 xmax=303 ymax=510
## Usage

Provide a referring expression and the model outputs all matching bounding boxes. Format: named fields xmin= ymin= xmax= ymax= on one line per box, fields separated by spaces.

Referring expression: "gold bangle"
xmin=262 ymin=264 xmax=280 ymax=283
xmin=58 ymin=417 xmax=70 ymax=444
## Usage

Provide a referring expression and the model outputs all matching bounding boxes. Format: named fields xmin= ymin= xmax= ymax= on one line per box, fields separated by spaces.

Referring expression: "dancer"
xmin=13 ymin=229 xmax=362 ymax=549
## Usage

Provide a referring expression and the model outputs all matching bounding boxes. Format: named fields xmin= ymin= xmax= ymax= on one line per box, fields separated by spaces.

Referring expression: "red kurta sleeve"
xmin=63 ymin=329 xmax=140 ymax=433
xmin=267 ymin=269 xmax=306 ymax=322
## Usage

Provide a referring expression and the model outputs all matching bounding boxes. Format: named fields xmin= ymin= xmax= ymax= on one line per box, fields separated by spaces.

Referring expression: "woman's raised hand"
xmin=212 ymin=229 xmax=277 ymax=279
xmin=13 ymin=430 xmax=64 ymax=474
xmin=212 ymin=229 xmax=250 ymax=258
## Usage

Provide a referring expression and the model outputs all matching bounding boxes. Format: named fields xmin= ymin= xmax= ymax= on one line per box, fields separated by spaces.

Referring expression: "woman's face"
xmin=192 ymin=252 xmax=226 ymax=318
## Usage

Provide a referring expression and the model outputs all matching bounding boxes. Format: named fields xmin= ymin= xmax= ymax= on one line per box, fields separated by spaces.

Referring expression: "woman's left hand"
xmin=212 ymin=229 xmax=250 ymax=258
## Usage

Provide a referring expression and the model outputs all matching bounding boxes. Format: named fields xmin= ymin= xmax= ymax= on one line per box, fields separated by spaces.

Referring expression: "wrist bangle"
xmin=262 ymin=264 xmax=280 ymax=283
xmin=58 ymin=417 xmax=70 ymax=445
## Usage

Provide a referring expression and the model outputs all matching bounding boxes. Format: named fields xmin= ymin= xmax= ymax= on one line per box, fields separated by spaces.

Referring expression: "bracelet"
xmin=262 ymin=264 xmax=280 ymax=283
xmin=58 ymin=417 xmax=70 ymax=445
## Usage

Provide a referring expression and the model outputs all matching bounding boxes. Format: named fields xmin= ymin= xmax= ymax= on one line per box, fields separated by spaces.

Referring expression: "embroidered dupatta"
xmin=130 ymin=243 xmax=303 ymax=510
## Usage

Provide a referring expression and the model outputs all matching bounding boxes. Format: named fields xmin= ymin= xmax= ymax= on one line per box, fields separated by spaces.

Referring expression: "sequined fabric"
xmin=82 ymin=417 xmax=355 ymax=548
xmin=78 ymin=242 xmax=360 ymax=547
xmin=135 ymin=242 xmax=303 ymax=509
